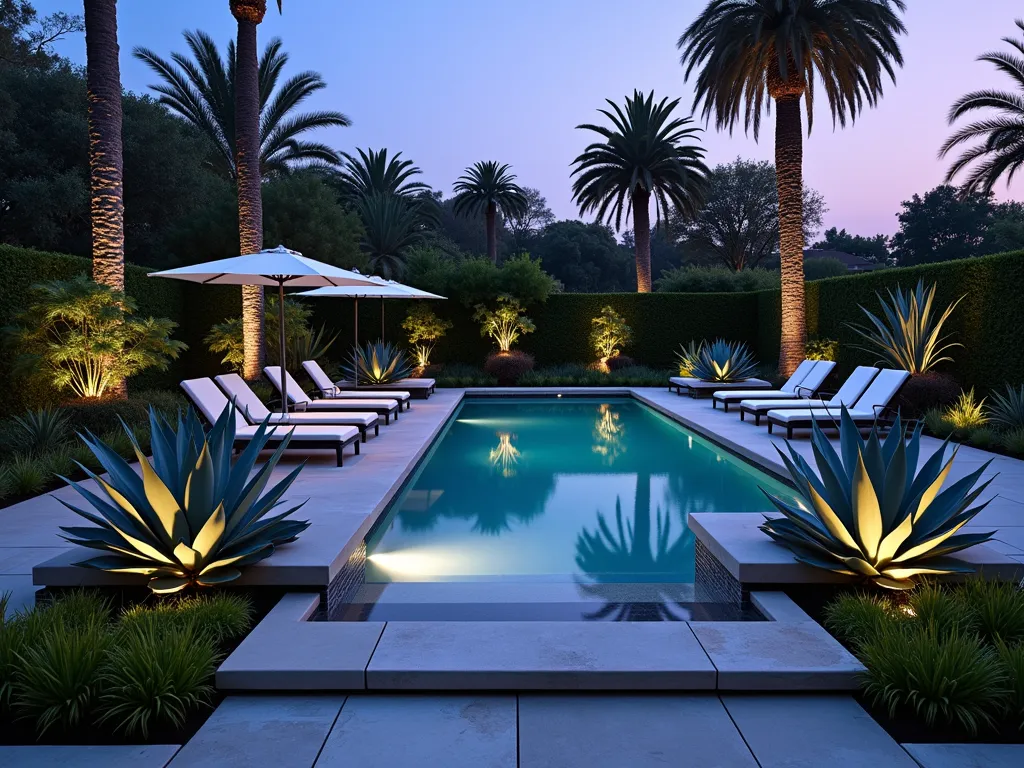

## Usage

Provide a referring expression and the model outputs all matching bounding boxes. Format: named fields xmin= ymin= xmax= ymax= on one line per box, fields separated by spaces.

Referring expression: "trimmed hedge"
xmin=756 ymin=250 xmax=1024 ymax=391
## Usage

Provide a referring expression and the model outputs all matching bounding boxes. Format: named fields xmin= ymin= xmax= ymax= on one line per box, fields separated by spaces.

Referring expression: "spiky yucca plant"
xmin=848 ymin=279 xmax=963 ymax=374
xmin=946 ymin=388 xmax=987 ymax=430
xmin=675 ymin=340 xmax=702 ymax=377
xmin=58 ymin=406 xmax=309 ymax=594
xmin=689 ymin=339 xmax=758 ymax=382
xmin=988 ymin=383 xmax=1024 ymax=430
xmin=344 ymin=341 xmax=413 ymax=385
xmin=760 ymin=408 xmax=995 ymax=590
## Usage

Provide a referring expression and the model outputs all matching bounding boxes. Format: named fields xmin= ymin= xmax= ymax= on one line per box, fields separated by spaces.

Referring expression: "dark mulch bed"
xmin=784 ymin=584 xmax=1024 ymax=745
xmin=0 ymin=585 xmax=289 ymax=747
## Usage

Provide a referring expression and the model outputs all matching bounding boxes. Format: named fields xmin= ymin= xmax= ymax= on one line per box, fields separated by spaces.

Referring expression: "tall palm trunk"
xmin=232 ymin=2 xmax=266 ymax=380
xmin=84 ymin=0 xmax=126 ymax=398
xmin=485 ymin=201 xmax=498 ymax=264
xmin=632 ymin=188 xmax=652 ymax=292
xmin=774 ymin=95 xmax=806 ymax=377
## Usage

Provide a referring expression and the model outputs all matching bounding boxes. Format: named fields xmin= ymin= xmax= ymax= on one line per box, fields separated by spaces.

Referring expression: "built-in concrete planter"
xmin=691 ymin=512 xmax=1024 ymax=604
xmin=215 ymin=590 xmax=864 ymax=693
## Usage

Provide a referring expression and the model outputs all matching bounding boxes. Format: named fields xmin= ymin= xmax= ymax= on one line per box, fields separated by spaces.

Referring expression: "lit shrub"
xmin=945 ymin=388 xmax=987 ymax=430
xmin=402 ymin=305 xmax=452 ymax=369
xmin=474 ymin=296 xmax=535 ymax=352
xmin=484 ymin=351 xmax=535 ymax=384
xmin=804 ymin=338 xmax=839 ymax=362
xmin=589 ymin=305 xmax=632 ymax=363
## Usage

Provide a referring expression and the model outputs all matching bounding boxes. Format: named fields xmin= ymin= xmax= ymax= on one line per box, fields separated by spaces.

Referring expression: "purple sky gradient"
xmin=37 ymin=0 xmax=1024 ymax=238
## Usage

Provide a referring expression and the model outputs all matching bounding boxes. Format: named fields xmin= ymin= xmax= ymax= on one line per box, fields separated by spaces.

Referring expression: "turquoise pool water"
xmin=363 ymin=398 xmax=795 ymax=593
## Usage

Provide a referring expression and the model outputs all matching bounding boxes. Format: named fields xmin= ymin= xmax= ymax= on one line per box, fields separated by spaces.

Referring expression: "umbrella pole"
xmin=381 ymin=299 xmax=385 ymax=343
xmin=278 ymin=282 xmax=289 ymax=413
xmin=353 ymin=298 xmax=359 ymax=386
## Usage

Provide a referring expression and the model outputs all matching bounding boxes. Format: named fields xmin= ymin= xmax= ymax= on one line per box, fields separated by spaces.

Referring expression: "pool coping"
xmin=215 ymin=589 xmax=865 ymax=692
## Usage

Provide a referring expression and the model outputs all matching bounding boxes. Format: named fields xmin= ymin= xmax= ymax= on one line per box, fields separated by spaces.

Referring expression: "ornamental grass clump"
xmin=760 ymin=408 xmax=995 ymax=590
xmin=848 ymin=279 xmax=963 ymax=375
xmin=689 ymin=339 xmax=758 ymax=382
xmin=945 ymin=388 xmax=987 ymax=430
xmin=58 ymin=405 xmax=310 ymax=594
xmin=343 ymin=340 xmax=413 ymax=385
xmin=988 ymin=384 xmax=1024 ymax=430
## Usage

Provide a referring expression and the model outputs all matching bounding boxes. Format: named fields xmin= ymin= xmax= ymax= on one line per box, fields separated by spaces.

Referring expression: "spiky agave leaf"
xmin=760 ymin=406 xmax=996 ymax=590
xmin=689 ymin=338 xmax=758 ymax=382
xmin=675 ymin=340 xmax=702 ymax=377
xmin=343 ymin=340 xmax=413 ymax=385
xmin=59 ymin=405 xmax=310 ymax=594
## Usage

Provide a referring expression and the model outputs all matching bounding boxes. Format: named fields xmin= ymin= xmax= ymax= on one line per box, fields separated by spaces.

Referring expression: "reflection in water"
xmin=489 ymin=431 xmax=520 ymax=478
xmin=574 ymin=473 xmax=694 ymax=621
xmin=592 ymin=404 xmax=626 ymax=464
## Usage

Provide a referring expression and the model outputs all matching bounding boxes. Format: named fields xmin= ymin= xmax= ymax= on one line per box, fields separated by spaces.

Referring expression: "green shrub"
xmin=590 ymin=305 xmax=632 ymax=362
xmin=13 ymin=621 xmax=110 ymax=736
xmin=804 ymin=256 xmax=848 ymax=281
xmin=822 ymin=591 xmax=893 ymax=648
xmin=804 ymin=338 xmax=839 ymax=362
xmin=860 ymin=623 xmax=1007 ymax=734
xmin=40 ymin=590 xmax=112 ymax=631
xmin=956 ymin=579 xmax=1024 ymax=645
xmin=965 ymin=427 xmax=999 ymax=450
xmin=97 ymin=620 xmax=217 ymax=738
xmin=923 ymin=407 xmax=955 ymax=438
xmin=2 ymin=455 xmax=46 ymax=497
xmin=39 ymin=446 xmax=76 ymax=480
xmin=897 ymin=372 xmax=961 ymax=418
xmin=61 ymin=397 xmax=152 ymax=436
xmin=656 ymin=265 xmax=779 ymax=293
xmin=132 ymin=389 xmax=187 ymax=419
xmin=908 ymin=582 xmax=976 ymax=637
xmin=119 ymin=593 xmax=253 ymax=646
xmin=997 ymin=640 xmax=1024 ymax=729
xmin=1001 ymin=426 xmax=1024 ymax=456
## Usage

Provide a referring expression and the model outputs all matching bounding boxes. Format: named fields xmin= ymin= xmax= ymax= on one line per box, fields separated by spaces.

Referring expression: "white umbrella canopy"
xmin=150 ymin=245 xmax=381 ymax=411
xmin=297 ymin=280 xmax=446 ymax=351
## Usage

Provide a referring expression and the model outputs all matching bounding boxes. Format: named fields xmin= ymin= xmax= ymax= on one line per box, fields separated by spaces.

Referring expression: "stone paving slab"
xmin=216 ymin=594 xmax=383 ymax=690
xmin=0 ymin=574 xmax=37 ymax=618
xmin=903 ymin=743 xmax=1024 ymax=767
xmin=365 ymin=621 xmax=717 ymax=690
xmin=0 ymin=745 xmax=180 ymax=767
xmin=518 ymin=694 xmax=758 ymax=768
xmin=691 ymin=621 xmax=864 ymax=690
xmin=316 ymin=695 xmax=516 ymax=768
xmin=167 ymin=695 xmax=343 ymax=768
xmin=722 ymin=694 xmax=919 ymax=767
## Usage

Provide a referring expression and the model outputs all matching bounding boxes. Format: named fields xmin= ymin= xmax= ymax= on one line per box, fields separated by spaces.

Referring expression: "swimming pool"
xmin=340 ymin=397 xmax=795 ymax=621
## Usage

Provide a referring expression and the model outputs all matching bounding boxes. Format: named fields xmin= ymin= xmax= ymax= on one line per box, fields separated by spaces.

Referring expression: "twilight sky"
xmin=37 ymin=0 xmax=1024 ymax=238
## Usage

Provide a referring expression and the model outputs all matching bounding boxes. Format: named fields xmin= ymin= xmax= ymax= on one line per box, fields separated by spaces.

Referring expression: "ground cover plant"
xmin=924 ymin=382 xmax=1024 ymax=458
xmin=0 ymin=589 xmax=253 ymax=742
xmin=823 ymin=580 xmax=1024 ymax=737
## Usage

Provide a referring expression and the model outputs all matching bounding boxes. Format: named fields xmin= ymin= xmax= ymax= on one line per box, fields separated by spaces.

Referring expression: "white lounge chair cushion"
xmin=740 ymin=397 xmax=829 ymax=411
xmin=336 ymin=378 xmax=433 ymax=390
xmin=215 ymin=374 xmax=376 ymax=427
xmin=767 ymin=408 xmax=876 ymax=424
xmin=300 ymin=399 xmax=398 ymax=411
xmin=714 ymin=389 xmax=794 ymax=401
xmin=797 ymin=360 xmax=837 ymax=393
xmin=236 ymin=424 xmax=360 ymax=442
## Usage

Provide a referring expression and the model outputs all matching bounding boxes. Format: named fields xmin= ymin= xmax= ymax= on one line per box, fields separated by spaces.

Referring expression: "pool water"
xmin=343 ymin=398 xmax=795 ymax=621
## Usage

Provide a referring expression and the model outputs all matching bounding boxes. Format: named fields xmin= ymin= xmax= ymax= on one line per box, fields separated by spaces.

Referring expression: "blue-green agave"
xmin=58 ymin=406 xmax=310 ymax=594
xmin=689 ymin=338 xmax=758 ymax=382
xmin=760 ymin=408 xmax=996 ymax=590
xmin=344 ymin=340 xmax=413 ymax=385
xmin=848 ymin=279 xmax=963 ymax=375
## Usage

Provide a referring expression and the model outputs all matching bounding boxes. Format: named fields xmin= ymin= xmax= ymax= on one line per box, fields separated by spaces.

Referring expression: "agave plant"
xmin=760 ymin=408 xmax=996 ymax=590
xmin=848 ymin=280 xmax=963 ymax=375
xmin=675 ymin=340 xmax=702 ymax=377
xmin=57 ymin=406 xmax=309 ymax=594
xmin=988 ymin=383 xmax=1024 ymax=430
xmin=12 ymin=407 xmax=70 ymax=455
xmin=689 ymin=339 xmax=758 ymax=383
xmin=343 ymin=341 xmax=413 ymax=385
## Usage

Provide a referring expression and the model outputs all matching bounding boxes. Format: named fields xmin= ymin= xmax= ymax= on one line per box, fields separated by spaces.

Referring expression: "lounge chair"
xmin=766 ymin=368 xmax=911 ymax=438
xmin=738 ymin=365 xmax=880 ymax=425
xmin=303 ymin=359 xmax=433 ymax=401
xmin=301 ymin=360 xmax=411 ymax=410
xmin=711 ymin=359 xmax=835 ymax=412
xmin=214 ymin=373 xmax=380 ymax=442
xmin=264 ymin=367 xmax=401 ymax=424
xmin=180 ymin=378 xmax=361 ymax=467
xmin=668 ymin=375 xmax=773 ymax=398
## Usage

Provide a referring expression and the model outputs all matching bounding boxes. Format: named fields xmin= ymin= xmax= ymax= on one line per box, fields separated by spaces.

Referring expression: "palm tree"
xmin=84 ymin=0 xmax=123 ymax=294
xmin=452 ymin=161 xmax=528 ymax=263
xmin=83 ymin=0 xmax=125 ymax=397
xmin=570 ymin=90 xmax=708 ymax=293
xmin=356 ymin=193 xmax=424 ymax=279
xmin=134 ymin=30 xmax=351 ymax=179
xmin=338 ymin=148 xmax=431 ymax=200
xmin=679 ymin=0 xmax=906 ymax=375
xmin=941 ymin=21 xmax=1024 ymax=194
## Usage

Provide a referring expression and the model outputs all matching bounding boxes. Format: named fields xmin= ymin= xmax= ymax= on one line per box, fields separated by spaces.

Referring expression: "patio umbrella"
xmin=298 ymin=279 xmax=445 ymax=349
xmin=149 ymin=245 xmax=380 ymax=412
